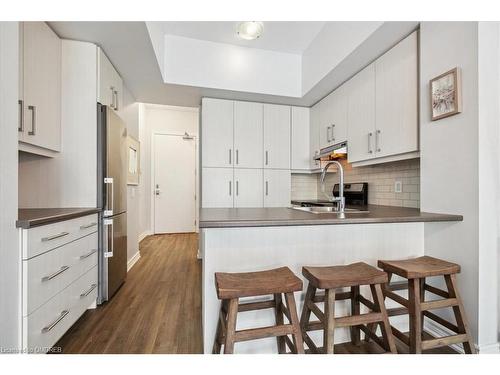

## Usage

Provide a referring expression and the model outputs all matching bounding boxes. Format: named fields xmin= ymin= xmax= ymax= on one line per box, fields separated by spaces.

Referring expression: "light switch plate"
xmin=395 ymin=180 xmax=402 ymax=193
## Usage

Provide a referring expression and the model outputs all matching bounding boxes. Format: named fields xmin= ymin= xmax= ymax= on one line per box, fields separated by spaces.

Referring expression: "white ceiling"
xmin=154 ymin=21 xmax=326 ymax=54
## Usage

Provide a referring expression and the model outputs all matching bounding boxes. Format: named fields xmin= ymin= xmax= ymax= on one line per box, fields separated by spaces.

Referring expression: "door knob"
xmin=155 ymin=189 xmax=160 ymax=195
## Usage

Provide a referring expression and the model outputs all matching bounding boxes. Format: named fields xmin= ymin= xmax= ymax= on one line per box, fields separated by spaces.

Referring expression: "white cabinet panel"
xmin=375 ymin=31 xmax=418 ymax=158
xmin=309 ymin=104 xmax=321 ymax=170
xmin=330 ymin=83 xmax=348 ymax=145
xmin=97 ymin=48 xmax=122 ymax=110
xmin=234 ymin=168 xmax=263 ymax=208
xmin=263 ymin=104 xmax=290 ymax=169
xmin=318 ymin=98 xmax=329 ymax=150
xmin=291 ymin=106 xmax=311 ymax=171
xmin=202 ymin=168 xmax=234 ymax=208
xmin=347 ymin=63 xmax=376 ymax=164
xmin=201 ymin=99 xmax=234 ymax=168
xmin=234 ymin=101 xmax=263 ymax=168
xmin=21 ymin=22 xmax=61 ymax=152
xmin=264 ymin=169 xmax=291 ymax=207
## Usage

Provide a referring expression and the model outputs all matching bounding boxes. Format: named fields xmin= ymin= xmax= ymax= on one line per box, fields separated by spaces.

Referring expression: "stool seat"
xmin=378 ymin=256 xmax=460 ymax=279
xmin=302 ymin=262 xmax=388 ymax=289
xmin=215 ymin=266 xmax=303 ymax=300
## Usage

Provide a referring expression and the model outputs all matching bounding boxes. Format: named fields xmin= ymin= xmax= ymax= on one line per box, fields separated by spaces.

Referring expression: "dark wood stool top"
xmin=378 ymin=256 xmax=460 ymax=279
xmin=215 ymin=266 xmax=303 ymax=300
xmin=302 ymin=262 xmax=388 ymax=289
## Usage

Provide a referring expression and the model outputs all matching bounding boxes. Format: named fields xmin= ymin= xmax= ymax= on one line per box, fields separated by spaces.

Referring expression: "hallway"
xmin=55 ymin=233 xmax=202 ymax=354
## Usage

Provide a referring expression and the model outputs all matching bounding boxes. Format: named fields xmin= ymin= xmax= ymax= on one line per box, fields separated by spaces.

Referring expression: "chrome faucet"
xmin=320 ymin=160 xmax=345 ymax=212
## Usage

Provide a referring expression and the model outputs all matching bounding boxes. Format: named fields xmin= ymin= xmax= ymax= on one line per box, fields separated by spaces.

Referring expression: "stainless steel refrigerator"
xmin=97 ymin=103 xmax=128 ymax=304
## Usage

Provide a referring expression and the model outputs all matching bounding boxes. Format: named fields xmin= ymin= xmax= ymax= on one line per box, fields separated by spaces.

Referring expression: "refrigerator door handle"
xmin=103 ymin=218 xmax=113 ymax=258
xmin=104 ymin=177 xmax=114 ymax=216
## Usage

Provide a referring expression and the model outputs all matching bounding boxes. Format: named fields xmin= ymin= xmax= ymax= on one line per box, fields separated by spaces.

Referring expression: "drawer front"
xmin=24 ymin=232 xmax=98 ymax=316
xmin=24 ymin=214 xmax=98 ymax=259
xmin=24 ymin=265 xmax=97 ymax=353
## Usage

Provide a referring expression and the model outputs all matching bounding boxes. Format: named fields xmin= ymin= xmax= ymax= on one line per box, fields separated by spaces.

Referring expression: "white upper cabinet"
xmin=201 ymin=167 xmax=234 ymax=208
xmin=201 ymin=98 xmax=234 ymax=168
xmin=309 ymin=104 xmax=321 ymax=170
xmin=329 ymin=83 xmax=348 ymax=145
xmin=97 ymin=48 xmax=123 ymax=111
xmin=291 ymin=106 xmax=311 ymax=171
xmin=347 ymin=63 xmax=376 ymax=164
xmin=19 ymin=22 xmax=61 ymax=154
xmin=234 ymin=101 xmax=263 ymax=169
xmin=263 ymin=104 xmax=291 ymax=169
xmin=234 ymin=168 xmax=263 ymax=208
xmin=264 ymin=169 xmax=291 ymax=207
xmin=375 ymin=31 xmax=418 ymax=158
xmin=318 ymin=98 xmax=329 ymax=150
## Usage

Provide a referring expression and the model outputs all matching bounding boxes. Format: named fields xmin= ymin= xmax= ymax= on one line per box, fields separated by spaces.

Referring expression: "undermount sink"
xmin=290 ymin=206 xmax=370 ymax=214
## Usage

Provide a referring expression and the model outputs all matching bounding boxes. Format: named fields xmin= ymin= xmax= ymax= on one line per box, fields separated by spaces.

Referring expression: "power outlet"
xmin=394 ymin=180 xmax=403 ymax=193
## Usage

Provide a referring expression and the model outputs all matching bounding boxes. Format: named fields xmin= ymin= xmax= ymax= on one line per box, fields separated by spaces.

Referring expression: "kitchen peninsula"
xmin=199 ymin=206 xmax=463 ymax=353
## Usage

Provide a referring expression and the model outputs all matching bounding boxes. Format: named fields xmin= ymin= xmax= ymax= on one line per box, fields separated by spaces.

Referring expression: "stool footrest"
xmin=335 ymin=312 xmax=383 ymax=328
xmin=421 ymin=298 xmax=458 ymax=311
xmin=313 ymin=291 xmax=352 ymax=303
xmin=238 ymin=300 xmax=275 ymax=312
xmin=423 ymin=311 xmax=459 ymax=333
xmin=383 ymin=289 xmax=409 ymax=308
xmin=421 ymin=334 xmax=468 ymax=350
xmin=234 ymin=324 xmax=295 ymax=343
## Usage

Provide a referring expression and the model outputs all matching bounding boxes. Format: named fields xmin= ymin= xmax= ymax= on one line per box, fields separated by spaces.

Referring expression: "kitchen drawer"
xmin=23 ymin=232 xmax=98 ymax=316
xmin=23 ymin=265 xmax=97 ymax=353
xmin=22 ymin=214 xmax=98 ymax=259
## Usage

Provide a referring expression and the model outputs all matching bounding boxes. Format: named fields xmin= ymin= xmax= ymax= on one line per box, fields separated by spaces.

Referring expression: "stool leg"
xmin=300 ymin=284 xmax=318 ymax=353
xmin=350 ymin=286 xmax=361 ymax=346
xmin=420 ymin=278 xmax=425 ymax=334
xmin=212 ymin=303 xmax=226 ymax=354
xmin=371 ymin=284 xmax=397 ymax=353
xmin=274 ymin=293 xmax=286 ymax=354
xmin=285 ymin=292 xmax=305 ymax=354
xmin=223 ymin=298 xmax=239 ymax=354
xmin=366 ymin=272 xmax=393 ymax=343
xmin=444 ymin=274 xmax=477 ymax=354
xmin=408 ymin=279 xmax=422 ymax=354
xmin=324 ymin=288 xmax=336 ymax=354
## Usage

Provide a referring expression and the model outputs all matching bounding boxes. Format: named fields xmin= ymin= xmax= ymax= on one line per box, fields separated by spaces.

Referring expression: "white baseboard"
xmin=139 ymin=230 xmax=152 ymax=242
xmin=127 ymin=251 xmax=141 ymax=272
xmin=477 ymin=342 xmax=500 ymax=354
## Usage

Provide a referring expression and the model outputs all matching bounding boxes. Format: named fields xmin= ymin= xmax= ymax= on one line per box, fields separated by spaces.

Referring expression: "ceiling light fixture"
xmin=237 ymin=21 xmax=264 ymax=40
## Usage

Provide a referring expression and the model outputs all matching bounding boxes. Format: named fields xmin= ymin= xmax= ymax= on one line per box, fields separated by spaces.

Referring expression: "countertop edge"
xmin=17 ymin=208 xmax=101 ymax=229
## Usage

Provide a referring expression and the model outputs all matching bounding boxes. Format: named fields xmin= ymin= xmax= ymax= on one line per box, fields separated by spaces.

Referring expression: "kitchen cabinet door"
xmin=375 ymin=31 xmax=418 ymax=158
xmin=234 ymin=101 xmax=263 ymax=168
xmin=347 ymin=63 xmax=376 ymax=164
xmin=201 ymin=168 xmax=234 ymax=208
xmin=21 ymin=22 xmax=61 ymax=152
xmin=234 ymin=168 xmax=263 ymax=208
xmin=97 ymin=48 xmax=122 ymax=110
xmin=290 ymin=106 xmax=311 ymax=171
xmin=330 ymin=83 xmax=348 ymax=145
xmin=318 ymin=97 xmax=330 ymax=150
xmin=264 ymin=169 xmax=291 ymax=207
xmin=263 ymin=104 xmax=291 ymax=169
xmin=309 ymin=103 xmax=321 ymax=170
xmin=201 ymin=98 xmax=234 ymax=168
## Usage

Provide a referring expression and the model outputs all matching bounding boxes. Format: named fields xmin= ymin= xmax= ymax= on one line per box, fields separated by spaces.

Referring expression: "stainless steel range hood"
xmin=314 ymin=141 xmax=347 ymax=160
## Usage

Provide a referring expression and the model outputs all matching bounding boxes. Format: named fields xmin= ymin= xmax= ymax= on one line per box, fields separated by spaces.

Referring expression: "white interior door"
xmin=154 ymin=134 xmax=196 ymax=234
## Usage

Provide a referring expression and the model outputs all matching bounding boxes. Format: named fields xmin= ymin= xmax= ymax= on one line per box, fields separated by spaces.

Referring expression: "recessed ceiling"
xmin=154 ymin=21 xmax=326 ymax=54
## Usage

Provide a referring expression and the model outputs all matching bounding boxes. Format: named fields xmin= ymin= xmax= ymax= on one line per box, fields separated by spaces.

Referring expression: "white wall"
xmin=420 ymin=21 xmax=500 ymax=352
xmin=138 ymin=104 xmax=199 ymax=236
xmin=164 ymin=35 xmax=302 ymax=97
xmin=0 ymin=21 xmax=20 ymax=351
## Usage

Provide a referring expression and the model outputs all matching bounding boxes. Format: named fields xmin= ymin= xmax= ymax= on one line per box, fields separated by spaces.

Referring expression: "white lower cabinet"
xmin=234 ymin=168 xmax=263 ymax=208
xmin=202 ymin=168 xmax=234 ymax=208
xmin=264 ymin=170 xmax=291 ymax=207
xmin=20 ymin=214 xmax=98 ymax=353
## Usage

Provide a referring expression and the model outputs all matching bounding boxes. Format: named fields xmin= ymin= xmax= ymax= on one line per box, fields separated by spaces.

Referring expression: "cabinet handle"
xmin=41 ymin=231 xmax=69 ymax=242
xmin=80 ymin=222 xmax=97 ymax=230
xmin=229 ymin=181 xmax=232 ymax=196
xmin=80 ymin=284 xmax=97 ymax=298
xmin=331 ymin=124 xmax=335 ymax=142
xmin=18 ymin=100 xmax=24 ymax=132
xmin=114 ymin=90 xmax=119 ymax=110
xmin=368 ymin=132 xmax=373 ymax=154
xmin=236 ymin=181 xmax=239 ymax=196
xmin=28 ymin=105 xmax=36 ymax=135
xmin=375 ymin=129 xmax=381 ymax=152
xmin=104 ymin=177 xmax=114 ymax=216
xmin=41 ymin=265 xmax=70 ymax=282
xmin=236 ymin=149 xmax=239 ymax=165
xmin=265 ymin=151 xmax=269 ymax=166
xmin=229 ymin=149 xmax=232 ymax=165
xmin=80 ymin=249 xmax=97 ymax=260
xmin=41 ymin=310 xmax=70 ymax=333
xmin=326 ymin=126 xmax=331 ymax=143
xmin=265 ymin=181 xmax=269 ymax=196
xmin=110 ymin=86 xmax=115 ymax=109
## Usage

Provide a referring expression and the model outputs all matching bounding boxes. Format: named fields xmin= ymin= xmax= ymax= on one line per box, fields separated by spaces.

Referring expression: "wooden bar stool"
xmin=375 ymin=256 xmax=476 ymax=354
xmin=212 ymin=267 xmax=305 ymax=354
xmin=300 ymin=262 xmax=397 ymax=354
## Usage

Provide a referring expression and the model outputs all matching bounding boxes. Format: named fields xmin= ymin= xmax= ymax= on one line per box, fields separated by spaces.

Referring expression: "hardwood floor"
xmin=55 ymin=233 xmax=203 ymax=354
xmin=55 ymin=233 xmax=455 ymax=354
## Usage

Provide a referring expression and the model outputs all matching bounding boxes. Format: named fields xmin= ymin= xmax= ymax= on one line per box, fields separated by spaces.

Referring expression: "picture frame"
xmin=127 ymin=135 xmax=140 ymax=185
xmin=430 ymin=67 xmax=462 ymax=121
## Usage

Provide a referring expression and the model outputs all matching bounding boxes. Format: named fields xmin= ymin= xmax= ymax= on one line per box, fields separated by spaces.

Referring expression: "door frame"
xmin=151 ymin=131 xmax=199 ymax=234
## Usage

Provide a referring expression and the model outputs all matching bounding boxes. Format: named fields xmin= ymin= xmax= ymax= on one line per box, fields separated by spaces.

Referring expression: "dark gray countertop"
xmin=17 ymin=208 xmax=101 ymax=229
xmin=199 ymin=205 xmax=463 ymax=228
